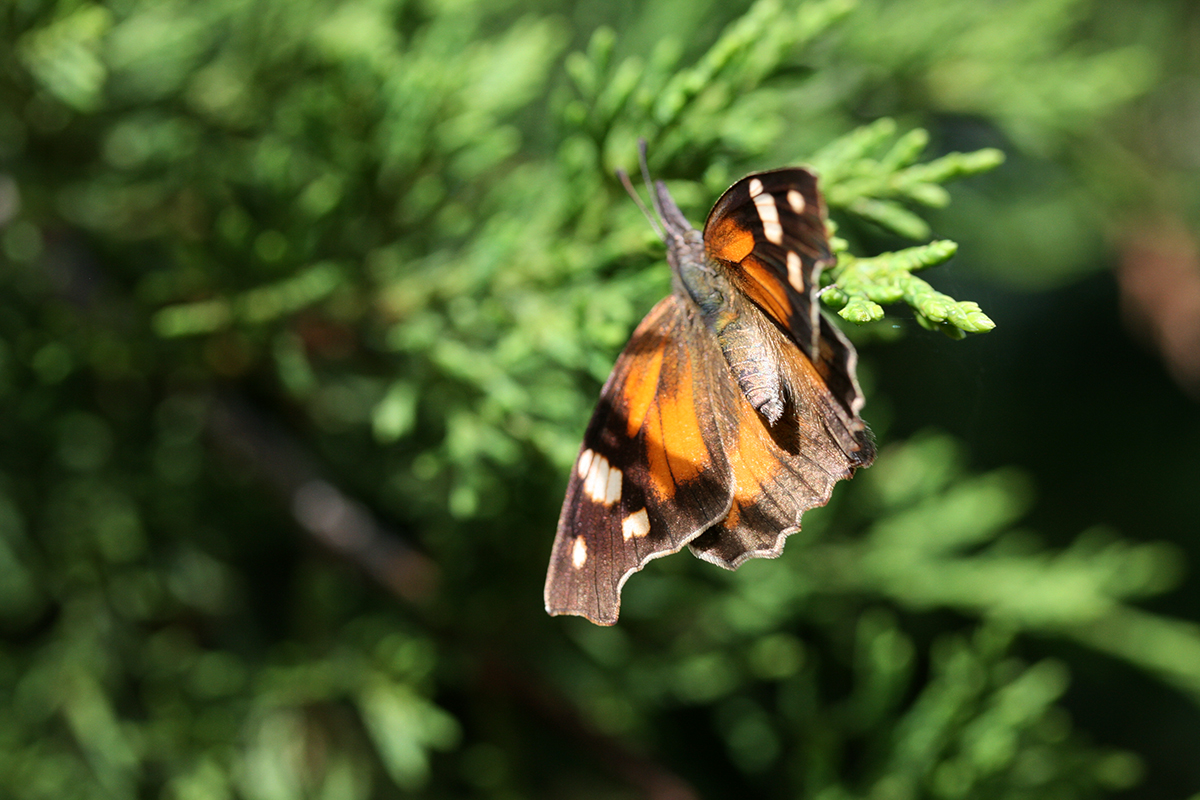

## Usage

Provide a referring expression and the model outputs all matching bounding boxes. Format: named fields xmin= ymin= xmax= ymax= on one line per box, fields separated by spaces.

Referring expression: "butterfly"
xmin=545 ymin=148 xmax=874 ymax=625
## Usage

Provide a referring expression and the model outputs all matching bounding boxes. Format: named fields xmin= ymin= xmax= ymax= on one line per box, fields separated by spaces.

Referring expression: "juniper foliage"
xmin=1 ymin=0 xmax=1197 ymax=798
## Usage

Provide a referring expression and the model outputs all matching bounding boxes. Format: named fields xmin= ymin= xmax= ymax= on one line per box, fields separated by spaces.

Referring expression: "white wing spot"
xmin=748 ymin=178 xmax=765 ymax=197
xmin=786 ymin=250 xmax=804 ymax=292
xmin=753 ymin=191 xmax=783 ymax=245
xmin=622 ymin=508 xmax=650 ymax=540
xmin=604 ymin=466 xmax=622 ymax=505
xmin=577 ymin=448 xmax=594 ymax=479
xmin=571 ymin=535 xmax=588 ymax=569
xmin=586 ymin=455 xmax=608 ymax=503
xmin=579 ymin=450 xmax=621 ymax=506
xmin=787 ymin=189 xmax=806 ymax=213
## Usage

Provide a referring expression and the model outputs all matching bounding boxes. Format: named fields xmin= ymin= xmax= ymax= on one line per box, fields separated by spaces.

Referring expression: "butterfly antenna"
xmin=617 ymin=164 xmax=664 ymax=242
xmin=637 ymin=139 xmax=670 ymax=222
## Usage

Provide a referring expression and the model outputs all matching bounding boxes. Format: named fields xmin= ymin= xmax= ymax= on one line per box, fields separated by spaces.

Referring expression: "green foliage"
xmin=828 ymin=241 xmax=996 ymax=337
xmin=840 ymin=0 xmax=1159 ymax=152
xmin=1 ymin=0 xmax=1198 ymax=798
xmin=803 ymin=119 xmax=1002 ymax=335
xmin=812 ymin=119 xmax=1005 ymax=241
xmin=562 ymin=0 xmax=859 ymax=171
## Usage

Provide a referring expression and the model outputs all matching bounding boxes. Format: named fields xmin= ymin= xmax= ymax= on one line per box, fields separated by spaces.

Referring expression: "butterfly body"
xmin=670 ymin=228 xmax=787 ymax=424
xmin=545 ymin=166 xmax=874 ymax=626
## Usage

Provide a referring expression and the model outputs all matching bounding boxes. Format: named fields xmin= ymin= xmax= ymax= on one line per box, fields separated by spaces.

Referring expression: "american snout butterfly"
xmin=545 ymin=147 xmax=874 ymax=625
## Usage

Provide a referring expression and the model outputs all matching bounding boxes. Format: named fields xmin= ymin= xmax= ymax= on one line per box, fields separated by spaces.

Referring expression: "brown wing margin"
xmin=544 ymin=297 xmax=737 ymax=625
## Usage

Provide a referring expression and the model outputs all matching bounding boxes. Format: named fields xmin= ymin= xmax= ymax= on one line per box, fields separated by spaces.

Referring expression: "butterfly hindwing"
xmin=687 ymin=288 xmax=875 ymax=566
xmin=544 ymin=297 xmax=735 ymax=626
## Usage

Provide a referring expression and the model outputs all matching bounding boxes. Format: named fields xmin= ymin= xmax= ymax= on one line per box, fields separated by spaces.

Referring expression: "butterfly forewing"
xmin=704 ymin=168 xmax=870 ymax=457
xmin=704 ymin=169 xmax=832 ymax=358
xmin=545 ymin=297 xmax=735 ymax=625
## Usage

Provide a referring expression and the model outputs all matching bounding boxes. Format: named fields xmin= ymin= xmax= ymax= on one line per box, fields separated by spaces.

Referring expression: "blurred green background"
xmin=3 ymin=0 xmax=1200 ymax=797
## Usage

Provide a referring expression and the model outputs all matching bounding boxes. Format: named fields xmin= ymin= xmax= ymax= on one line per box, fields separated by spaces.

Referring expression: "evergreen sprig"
xmin=800 ymin=118 xmax=1004 ymax=335
xmin=824 ymin=241 xmax=996 ymax=336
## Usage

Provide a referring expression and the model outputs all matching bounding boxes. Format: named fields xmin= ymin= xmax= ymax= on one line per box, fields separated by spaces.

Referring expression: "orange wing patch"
xmin=724 ymin=396 xmax=783 ymax=518
xmin=622 ymin=342 xmax=665 ymax=438
xmin=731 ymin=254 xmax=796 ymax=332
xmin=705 ymin=216 xmax=756 ymax=263
xmin=643 ymin=346 xmax=709 ymax=501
